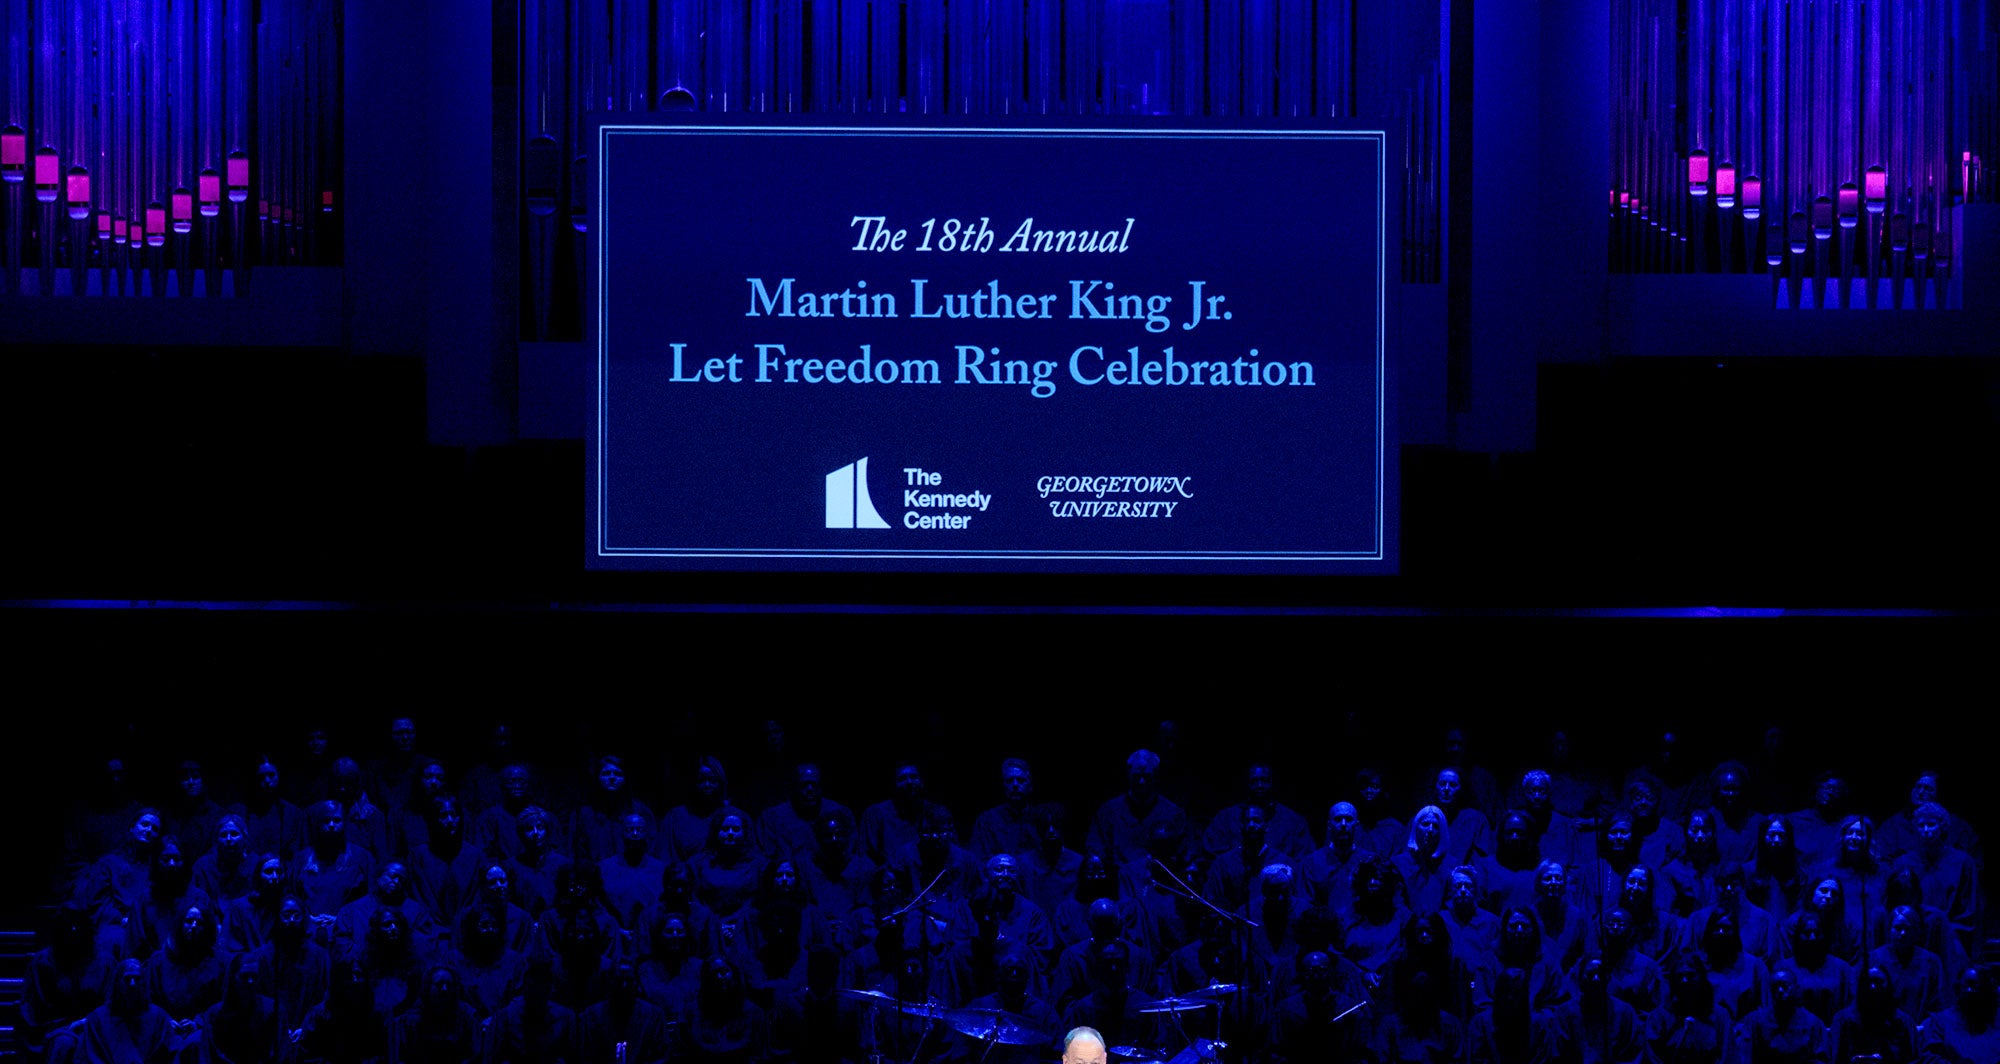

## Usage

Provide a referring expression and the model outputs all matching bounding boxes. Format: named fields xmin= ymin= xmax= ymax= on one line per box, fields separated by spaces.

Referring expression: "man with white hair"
xmin=1061 ymin=1026 xmax=1107 ymax=1064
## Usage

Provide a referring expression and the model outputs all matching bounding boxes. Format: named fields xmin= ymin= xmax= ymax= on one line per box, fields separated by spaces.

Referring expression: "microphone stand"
xmin=882 ymin=867 xmax=952 ymax=925
xmin=1592 ymin=821 xmax=1607 ymax=1064
xmin=1150 ymin=857 xmax=1259 ymax=932
xmin=884 ymin=868 xmax=950 ymax=1064
xmin=1152 ymin=857 xmax=1258 ymax=1060
xmin=1860 ymin=858 xmax=1871 ymax=962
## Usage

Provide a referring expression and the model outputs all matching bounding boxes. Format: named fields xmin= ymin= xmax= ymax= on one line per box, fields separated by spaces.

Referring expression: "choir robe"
xmin=485 ymin=997 xmax=579 ymax=1064
xmin=758 ymin=798 xmax=853 ymax=861
xmin=1867 ymin=944 xmax=1945 ymax=1025
xmin=1302 ymin=844 xmax=1374 ymax=919
xmin=245 ymin=937 xmax=331 ymax=1032
xmin=1202 ymin=801 xmax=1315 ymax=860
xmin=75 ymin=1002 xmax=176 ymax=1064
xmin=1891 ymin=847 xmax=1981 ymax=957
xmin=292 ymin=846 xmax=375 ymax=921
xmin=970 ymin=802 xmax=1045 ymax=861
xmin=1086 ymin=795 xmax=1190 ymax=870
xmin=1735 ymin=1003 xmax=1830 ymax=1064
xmin=1915 ymin=1005 xmax=2000 ymax=1064
xmin=599 ymin=852 xmax=668 ymax=930
xmin=386 ymin=999 xmax=484 ymax=1064
xmin=580 ymin=998 xmax=676 ymax=1064
xmin=195 ymin=993 xmax=281 ymax=1064
xmin=1773 ymin=952 xmax=1854 ymax=1025
xmin=1828 ymin=1004 xmax=1915 ymax=1064
xmin=1549 ymin=995 xmax=1648 ymax=1064
xmin=1645 ymin=1003 xmax=1735 ymax=1064
xmin=1370 ymin=1010 xmax=1470 ymax=1064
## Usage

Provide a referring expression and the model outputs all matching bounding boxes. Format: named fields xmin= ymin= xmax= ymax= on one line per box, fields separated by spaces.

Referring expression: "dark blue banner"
xmin=589 ymin=119 xmax=1394 ymax=571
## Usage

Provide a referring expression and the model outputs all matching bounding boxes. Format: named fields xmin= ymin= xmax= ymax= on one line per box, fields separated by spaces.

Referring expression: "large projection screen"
xmin=590 ymin=119 xmax=1394 ymax=572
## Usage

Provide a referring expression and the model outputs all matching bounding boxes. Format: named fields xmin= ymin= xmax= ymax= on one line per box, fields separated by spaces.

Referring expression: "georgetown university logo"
xmin=824 ymin=457 xmax=891 ymax=529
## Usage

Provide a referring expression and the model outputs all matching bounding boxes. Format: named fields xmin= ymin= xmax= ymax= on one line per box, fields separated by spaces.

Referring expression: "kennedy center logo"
xmin=824 ymin=457 xmax=892 ymax=529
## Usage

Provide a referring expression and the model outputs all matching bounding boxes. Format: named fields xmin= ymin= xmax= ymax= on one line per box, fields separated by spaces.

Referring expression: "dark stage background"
xmin=2 ymin=0 xmax=1998 ymax=952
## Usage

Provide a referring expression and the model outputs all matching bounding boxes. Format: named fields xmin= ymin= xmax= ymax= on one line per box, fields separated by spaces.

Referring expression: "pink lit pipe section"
xmin=33 ymin=145 xmax=55 ymax=201
xmin=0 ymin=0 xmax=338 ymax=294
xmin=1609 ymin=0 xmax=1982 ymax=307
xmin=65 ymin=166 xmax=88 ymax=220
xmin=1 ymin=126 xmax=25 ymax=181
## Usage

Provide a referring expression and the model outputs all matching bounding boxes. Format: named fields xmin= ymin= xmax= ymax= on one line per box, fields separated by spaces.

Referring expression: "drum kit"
xmin=838 ymin=988 xmax=1048 ymax=1045
xmin=838 ymin=983 xmax=1236 ymax=1061
xmin=1110 ymin=1042 xmax=1229 ymax=1064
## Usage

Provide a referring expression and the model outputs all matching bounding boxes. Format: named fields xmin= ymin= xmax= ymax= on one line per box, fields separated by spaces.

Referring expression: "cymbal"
xmin=837 ymin=989 xmax=949 ymax=1020
xmin=1137 ymin=995 xmax=1219 ymax=1014
xmin=1108 ymin=1047 xmax=1157 ymax=1060
xmin=941 ymin=1007 xmax=1051 ymax=1045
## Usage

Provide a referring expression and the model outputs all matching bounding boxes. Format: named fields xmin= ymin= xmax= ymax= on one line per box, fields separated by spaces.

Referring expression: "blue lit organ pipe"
xmin=1317 ymin=0 xmax=1352 ymax=117
xmin=0 ymin=0 xmax=340 ymax=288
xmin=31 ymin=0 xmax=54 ymax=295
xmin=254 ymin=0 xmax=268 ymax=245
xmin=524 ymin=0 xmax=557 ymax=336
xmin=810 ymin=1 xmax=838 ymax=111
xmin=172 ymin=0 xmax=193 ymax=292
xmin=657 ymin=0 xmax=696 ymax=109
xmin=512 ymin=0 xmax=1446 ymax=335
xmin=1168 ymin=0 xmax=1199 ymax=114
xmin=569 ymin=0 xmax=597 ymax=232
xmin=1689 ymin=0 xmax=1707 ymax=170
xmin=283 ymin=0 xmax=301 ymax=253
xmin=749 ymin=0 xmax=774 ymax=112
xmin=3 ymin=0 xmax=22 ymax=183
xmin=1105 ymin=0 xmax=1169 ymax=115
xmin=225 ymin=0 xmax=246 ymax=291
xmin=1206 ymin=0 xmax=1238 ymax=115
xmin=258 ymin=0 xmax=273 ymax=253
xmin=1028 ymin=0 xmax=1058 ymax=115
xmin=127 ymin=0 xmax=143 ymax=252
xmin=70 ymin=0 xmax=92 ymax=228
xmin=870 ymin=0 xmax=898 ymax=113
xmin=615 ymin=0 xmax=645 ymax=113
xmin=948 ymin=0 xmax=1020 ymax=115
xmin=836 ymin=0 xmax=864 ymax=113
xmin=4 ymin=3 xmax=22 ymax=293
xmin=313 ymin=0 xmax=337 ymax=248
xmin=147 ymin=0 xmax=165 ymax=263
xmin=1062 ymin=0 xmax=1097 ymax=114
xmin=34 ymin=0 xmax=55 ymax=211
xmin=774 ymin=4 xmax=802 ymax=113
xmin=1711 ymin=0 xmax=1736 ymax=276
xmin=948 ymin=0 xmax=978 ymax=113
xmin=99 ymin=0 xmax=117 ymax=254
xmin=992 ymin=0 xmax=1021 ymax=114
xmin=1242 ymin=3 xmax=1273 ymax=117
xmin=1611 ymin=0 xmax=1978 ymax=306
xmin=909 ymin=0 xmax=944 ymax=116
xmin=1277 ymin=0 xmax=1308 ymax=117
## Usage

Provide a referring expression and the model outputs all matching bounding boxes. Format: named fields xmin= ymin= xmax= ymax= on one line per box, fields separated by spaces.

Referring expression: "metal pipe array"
xmin=0 ymin=0 xmax=340 ymax=298
xmin=1612 ymin=0 xmax=1993 ymax=309
xmin=517 ymin=0 xmax=1446 ymax=340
